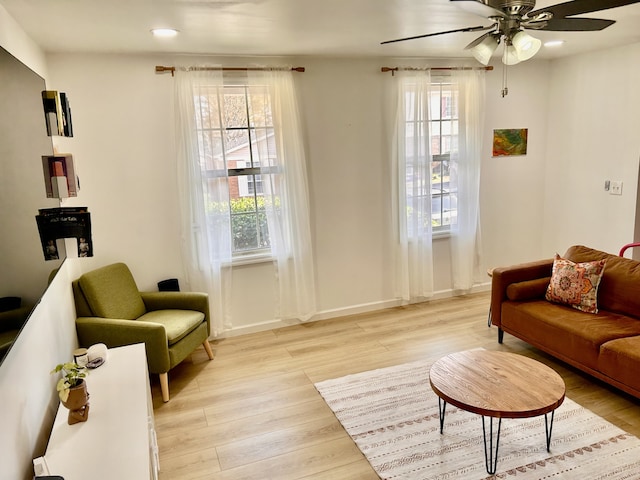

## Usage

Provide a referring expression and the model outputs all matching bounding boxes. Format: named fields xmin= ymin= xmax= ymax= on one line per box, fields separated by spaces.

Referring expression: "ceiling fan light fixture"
xmin=502 ymin=44 xmax=521 ymax=65
xmin=511 ymin=31 xmax=542 ymax=61
xmin=469 ymin=34 xmax=500 ymax=65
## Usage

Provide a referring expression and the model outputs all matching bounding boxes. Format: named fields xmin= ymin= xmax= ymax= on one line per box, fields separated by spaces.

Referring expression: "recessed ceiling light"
xmin=151 ymin=28 xmax=179 ymax=38
xmin=544 ymin=40 xmax=565 ymax=48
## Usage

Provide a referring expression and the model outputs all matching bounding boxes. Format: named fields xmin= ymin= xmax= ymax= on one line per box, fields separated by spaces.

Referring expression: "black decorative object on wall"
xmin=35 ymin=207 xmax=93 ymax=260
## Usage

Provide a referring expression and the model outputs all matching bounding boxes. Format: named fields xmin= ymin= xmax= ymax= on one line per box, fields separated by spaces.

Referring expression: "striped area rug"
xmin=314 ymin=358 xmax=640 ymax=479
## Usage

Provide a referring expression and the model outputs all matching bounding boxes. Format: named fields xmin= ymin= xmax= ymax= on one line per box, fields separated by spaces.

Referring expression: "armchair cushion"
xmin=76 ymin=316 xmax=171 ymax=373
xmin=78 ymin=263 xmax=146 ymax=319
xmin=138 ymin=310 xmax=205 ymax=345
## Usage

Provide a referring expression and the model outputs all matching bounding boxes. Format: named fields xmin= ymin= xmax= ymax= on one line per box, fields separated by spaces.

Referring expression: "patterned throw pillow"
xmin=545 ymin=254 xmax=606 ymax=314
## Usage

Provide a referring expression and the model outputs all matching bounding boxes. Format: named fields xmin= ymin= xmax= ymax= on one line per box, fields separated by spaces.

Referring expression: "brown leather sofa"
xmin=490 ymin=245 xmax=640 ymax=399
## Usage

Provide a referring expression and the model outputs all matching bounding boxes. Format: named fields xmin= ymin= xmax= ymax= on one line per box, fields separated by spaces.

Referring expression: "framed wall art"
xmin=492 ymin=128 xmax=528 ymax=157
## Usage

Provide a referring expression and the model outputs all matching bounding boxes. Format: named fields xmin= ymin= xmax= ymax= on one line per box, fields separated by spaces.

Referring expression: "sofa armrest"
xmin=490 ymin=258 xmax=554 ymax=327
xmin=76 ymin=316 xmax=171 ymax=373
xmin=141 ymin=292 xmax=211 ymax=336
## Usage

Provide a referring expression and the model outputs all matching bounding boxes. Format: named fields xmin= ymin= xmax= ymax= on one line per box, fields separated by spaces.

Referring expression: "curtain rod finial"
xmin=155 ymin=66 xmax=176 ymax=76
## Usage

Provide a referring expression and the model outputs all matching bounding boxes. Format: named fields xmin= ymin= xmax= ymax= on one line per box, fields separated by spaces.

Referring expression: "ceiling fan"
xmin=382 ymin=0 xmax=640 ymax=66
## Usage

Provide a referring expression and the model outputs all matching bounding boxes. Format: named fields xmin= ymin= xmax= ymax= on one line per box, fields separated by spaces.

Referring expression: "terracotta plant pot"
xmin=61 ymin=379 xmax=90 ymax=425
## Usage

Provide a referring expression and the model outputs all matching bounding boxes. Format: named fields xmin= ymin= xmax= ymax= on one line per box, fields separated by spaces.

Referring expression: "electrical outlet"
xmin=610 ymin=181 xmax=623 ymax=195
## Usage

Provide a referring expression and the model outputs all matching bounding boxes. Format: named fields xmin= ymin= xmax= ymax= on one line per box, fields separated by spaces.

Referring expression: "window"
xmin=403 ymin=77 xmax=459 ymax=233
xmin=194 ymin=83 xmax=278 ymax=256
xmin=429 ymin=79 xmax=458 ymax=231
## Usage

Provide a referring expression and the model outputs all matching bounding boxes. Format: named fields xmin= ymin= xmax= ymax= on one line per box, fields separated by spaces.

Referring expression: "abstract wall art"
xmin=492 ymin=128 xmax=528 ymax=157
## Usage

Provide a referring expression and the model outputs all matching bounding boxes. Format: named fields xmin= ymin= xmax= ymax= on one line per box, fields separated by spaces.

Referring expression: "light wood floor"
xmin=150 ymin=291 xmax=640 ymax=479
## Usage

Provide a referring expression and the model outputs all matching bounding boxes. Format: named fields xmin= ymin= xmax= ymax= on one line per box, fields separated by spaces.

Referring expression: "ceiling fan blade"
xmin=381 ymin=25 xmax=491 ymax=45
xmin=530 ymin=0 xmax=640 ymax=18
xmin=464 ymin=31 xmax=493 ymax=49
xmin=537 ymin=17 xmax=616 ymax=31
xmin=450 ymin=0 xmax=508 ymax=19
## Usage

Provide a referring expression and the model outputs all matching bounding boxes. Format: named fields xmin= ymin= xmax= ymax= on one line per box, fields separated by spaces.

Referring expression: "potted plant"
xmin=51 ymin=362 xmax=90 ymax=424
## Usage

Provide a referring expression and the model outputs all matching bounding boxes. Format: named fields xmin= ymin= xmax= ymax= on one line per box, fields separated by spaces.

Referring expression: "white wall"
xmin=0 ymin=260 xmax=80 ymax=480
xmin=481 ymin=60 xmax=551 ymax=265
xmin=298 ymin=57 xmax=395 ymax=312
xmin=542 ymin=43 xmax=640 ymax=255
xmin=0 ymin=3 xmax=46 ymax=78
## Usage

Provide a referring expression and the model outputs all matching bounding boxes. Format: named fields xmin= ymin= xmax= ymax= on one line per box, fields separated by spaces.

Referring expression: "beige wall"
xmin=542 ymin=44 xmax=640 ymax=254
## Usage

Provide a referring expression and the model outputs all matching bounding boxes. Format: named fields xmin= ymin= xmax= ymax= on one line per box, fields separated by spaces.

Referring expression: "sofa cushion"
xmin=501 ymin=300 xmax=640 ymax=370
xmin=599 ymin=336 xmax=640 ymax=395
xmin=506 ymin=277 xmax=551 ymax=301
xmin=545 ymin=254 xmax=606 ymax=314
xmin=138 ymin=309 xmax=205 ymax=346
xmin=564 ymin=245 xmax=640 ymax=318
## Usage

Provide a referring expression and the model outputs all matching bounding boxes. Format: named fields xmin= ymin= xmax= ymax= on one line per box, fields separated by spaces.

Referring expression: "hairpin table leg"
xmin=482 ymin=416 xmax=502 ymax=475
xmin=438 ymin=397 xmax=447 ymax=434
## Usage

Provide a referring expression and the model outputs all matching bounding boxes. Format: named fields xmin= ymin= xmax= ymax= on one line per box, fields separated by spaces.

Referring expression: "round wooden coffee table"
xmin=429 ymin=350 xmax=566 ymax=474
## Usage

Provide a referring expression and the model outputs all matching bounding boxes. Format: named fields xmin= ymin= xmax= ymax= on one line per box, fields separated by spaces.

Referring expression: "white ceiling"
xmin=2 ymin=0 xmax=640 ymax=61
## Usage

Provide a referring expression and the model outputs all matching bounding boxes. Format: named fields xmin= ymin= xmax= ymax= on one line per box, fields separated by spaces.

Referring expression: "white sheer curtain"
xmin=174 ymin=66 xmax=317 ymax=333
xmin=174 ymin=67 xmax=233 ymax=336
xmin=393 ymin=70 xmax=435 ymax=302
xmin=247 ymin=68 xmax=317 ymax=321
xmin=449 ymin=69 xmax=485 ymax=291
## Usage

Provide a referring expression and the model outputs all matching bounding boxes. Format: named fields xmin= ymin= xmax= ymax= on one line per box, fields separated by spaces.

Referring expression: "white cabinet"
xmin=43 ymin=343 xmax=159 ymax=479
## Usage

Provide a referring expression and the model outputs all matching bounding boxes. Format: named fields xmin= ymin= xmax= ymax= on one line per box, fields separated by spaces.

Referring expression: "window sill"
xmin=432 ymin=230 xmax=451 ymax=240
xmin=230 ymin=252 xmax=273 ymax=266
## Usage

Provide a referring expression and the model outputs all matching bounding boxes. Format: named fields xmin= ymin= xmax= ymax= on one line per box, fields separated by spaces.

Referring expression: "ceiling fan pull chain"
xmin=502 ymin=61 xmax=509 ymax=97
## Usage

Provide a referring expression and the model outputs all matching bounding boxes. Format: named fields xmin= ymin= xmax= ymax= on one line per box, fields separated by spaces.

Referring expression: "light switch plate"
xmin=610 ymin=181 xmax=623 ymax=195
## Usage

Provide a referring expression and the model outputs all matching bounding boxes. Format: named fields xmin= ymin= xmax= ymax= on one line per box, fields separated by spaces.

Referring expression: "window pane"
xmin=431 ymin=195 xmax=442 ymax=226
xmin=231 ymin=212 xmax=259 ymax=251
xmin=257 ymin=211 xmax=269 ymax=247
xmin=249 ymin=174 xmax=264 ymax=196
xmin=429 ymin=91 xmax=440 ymax=120
xmin=222 ymin=87 xmax=248 ymax=129
xmin=198 ymin=130 xmax=225 ymax=171
xmin=431 ymin=160 xmax=442 ymax=189
xmin=429 ymin=121 xmax=440 ymax=155
xmin=194 ymin=86 xmax=221 ymax=130
xmin=442 ymin=193 xmax=451 ymax=214
xmin=248 ymin=86 xmax=273 ymax=128
xmin=250 ymin=127 xmax=276 ymax=167
xmin=405 ymin=91 xmax=416 ymax=120
xmin=225 ymin=127 xmax=249 ymax=157
xmin=407 ymin=196 xmax=431 ymax=237
xmin=231 ymin=196 xmax=257 ymax=213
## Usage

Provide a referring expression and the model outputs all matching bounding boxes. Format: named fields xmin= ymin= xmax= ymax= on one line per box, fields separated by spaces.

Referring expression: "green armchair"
xmin=73 ymin=263 xmax=214 ymax=402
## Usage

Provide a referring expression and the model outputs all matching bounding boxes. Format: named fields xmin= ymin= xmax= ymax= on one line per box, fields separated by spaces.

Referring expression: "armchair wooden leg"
xmin=159 ymin=372 xmax=170 ymax=403
xmin=203 ymin=340 xmax=215 ymax=360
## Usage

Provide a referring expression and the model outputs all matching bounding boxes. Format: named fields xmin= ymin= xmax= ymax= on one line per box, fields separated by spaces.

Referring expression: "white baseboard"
xmin=215 ymin=281 xmax=491 ymax=339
